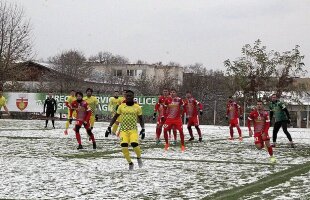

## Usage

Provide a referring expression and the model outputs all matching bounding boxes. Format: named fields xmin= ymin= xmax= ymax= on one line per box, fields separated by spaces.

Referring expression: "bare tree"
xmin=0 ymin=0 xmax=32 ymax=88
xmin=49 ymin=50 xmax=92 ymax=92
xmin=89 ymin=51 xmax=129 ymax=65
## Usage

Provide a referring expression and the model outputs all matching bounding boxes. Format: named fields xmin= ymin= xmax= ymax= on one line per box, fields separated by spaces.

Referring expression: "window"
xmin=127 ymin=70 xmax=137 ymax=77
xmin=113 ymin=69 xmax=122 ymax=77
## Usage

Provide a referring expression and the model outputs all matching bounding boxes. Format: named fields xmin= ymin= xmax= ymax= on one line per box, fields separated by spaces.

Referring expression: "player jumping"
xmin=183 ymin=91 xmax=203 ymax=142
xmin=226 ymin=96 xmax=243 ymax=141
xmin=105 ymin=90 xmax=145 ymax=170
xmin=248 ymin=100 xmax=276 ymax=163
xmin=163 ymin=89 xmax=185 ymax=151
xmin=71 ymin=92 xmax=96 ymax=150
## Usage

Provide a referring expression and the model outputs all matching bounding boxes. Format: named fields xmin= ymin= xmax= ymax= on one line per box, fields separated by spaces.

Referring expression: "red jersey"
xmin=154 ymin=95 xmax=169 ymax=117
xmin=183 ymin=97 xmax=203 ymax=118
xmin=71 ymin=100 xmax=91 ymax=122
xmin=247 ymin=110 xmax=270 ymax=133
xmin=226 ymin=101 xmax=242 ymax=119
xmin=165 ymin=96 xmax=183 ymax=119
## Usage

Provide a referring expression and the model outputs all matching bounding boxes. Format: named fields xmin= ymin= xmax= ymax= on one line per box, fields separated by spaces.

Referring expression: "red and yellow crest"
xmin=16 ymin=95 xmax=28 ymax=111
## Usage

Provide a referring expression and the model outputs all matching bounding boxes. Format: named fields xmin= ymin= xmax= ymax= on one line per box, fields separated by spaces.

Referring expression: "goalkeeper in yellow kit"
xmin=64 ymin=90 xmax=76 ymax=135
xmin=105 ymin=90 xmax=145 ymax=170
xmin=83 ymin=88 xmax=99 ymax=130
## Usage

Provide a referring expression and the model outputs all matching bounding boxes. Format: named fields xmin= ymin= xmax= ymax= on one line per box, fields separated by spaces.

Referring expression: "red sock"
xmin=179 ymin=129 xmax=185 ymax=146
xmin=195 ymin=126 xmax=202 ymax=138
xmin=268 ymin=146 xmax=273 ymax=156
xmin=75 ymin=132 xmax=81 ymax=145
xmin=156 ymin=127 xmax=162 ymax=140
xmin=230 ymin=128 xmax=234 ymax=138
xmin=90 ymin=133 xmax=95 ymax=143
xmin=164 ymin=130 xmax=169 ymax=144
xmin=188 ymin=127 xmax=194 ymax=138
xmin=173 ymin=129 xmax=177 ymax=141
xmin=237 ymin=127 xmax=242 ymax=137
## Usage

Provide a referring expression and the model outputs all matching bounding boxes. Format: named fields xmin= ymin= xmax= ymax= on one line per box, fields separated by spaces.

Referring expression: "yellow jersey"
xmin=66 ymin=95 xmax=76 ymax=105
xmin=83 ymin=96 xmax=99 ymax=115
xmin=0 ymin=96 xmax=7 ymax=109
xmin=117 ymin=103 xmax=142 ymax=131
xmin=108 ymin=97 xmax=122 ymax=113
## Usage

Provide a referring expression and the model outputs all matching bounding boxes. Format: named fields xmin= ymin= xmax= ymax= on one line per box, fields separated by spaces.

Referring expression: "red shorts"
xmin=157 ymin=116 xmax=166 ymax=125
xmin=229 ymin=118 xmax=240 ymax=127
xmin=164 ymin=118 xmax=183 ymax=131
xmin=187 ymin=116 xmax=199 ymax=126
xmin=254 ymin=132 xmax=270 ymax=144
xmin=76 ymin=120 xmax=90 ymax=130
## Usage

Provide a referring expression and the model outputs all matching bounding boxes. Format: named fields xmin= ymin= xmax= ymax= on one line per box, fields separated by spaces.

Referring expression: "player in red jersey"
xmin=226 ymin=96 xmax=243 ymax=141
xmin=183 ymin=91 xmax=203 ymax=142
xmin=153 ymin=88 xmax=172 ymax=144
xmin=71 ymin=92 xmax=96 ymax=150
xmin=163 ymin=89 xmax=185 ymax=151
xmin=248 ymin=100 xmax=276 ymax=163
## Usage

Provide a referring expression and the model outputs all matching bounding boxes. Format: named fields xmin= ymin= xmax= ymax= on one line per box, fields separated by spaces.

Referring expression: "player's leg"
xmin=272 ymin=121 xmax=281 ymax=147
xmin=229 ymin=119 xmax=234 ymax=140
xmin=130 ymin=131 xmax=143 ymax=168
xmin=90 ymin=115 xmax=95 ymax=130
xmin=172 ymin=126 xmax=177 ymax=144
xmin=176 ymin=119 xmax=185 ymax=151
xmin=51 ymin=111 xmax=55 ymax=128
xmin=120 ymin=131 xmax=133 ymax=169
xmin=45 ymin=110 xmax=51 ymax=128
xmin=163 ymin=121 xmax=172 ymax=150
xmin=188 ymin=125 xmax=194 ymax=141
xmin=74 ymin=122 xmax=83 ymax=149
xmin=262 ymin=132 xmax=276 ymax=162
xmin=235 ymin=118 xmax=242 ymax=140
xmin=155 ymin=118 xmax=163 ymax=144
xmin=281 ymin=120 xmax=294 ymax=147
xmin=193 ymin=116 xmax=202 ymax=141
xmin=84 ymin=123 xmax=96 ymax=149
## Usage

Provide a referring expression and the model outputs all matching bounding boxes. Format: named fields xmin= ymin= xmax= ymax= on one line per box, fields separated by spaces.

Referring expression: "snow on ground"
xmin=0 ymin=120 xmax=309 ymax=199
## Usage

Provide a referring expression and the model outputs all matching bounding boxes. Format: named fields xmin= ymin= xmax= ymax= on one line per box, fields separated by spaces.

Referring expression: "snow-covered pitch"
xmin=0 ymin=120 xmax=309 ymax=199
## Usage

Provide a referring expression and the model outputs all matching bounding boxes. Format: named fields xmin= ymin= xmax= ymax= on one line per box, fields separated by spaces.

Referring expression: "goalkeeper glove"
xmin=140 ymin=128 xmax=145 ymax=140
xmin=105 ymin=126 xmax=112 ymax=137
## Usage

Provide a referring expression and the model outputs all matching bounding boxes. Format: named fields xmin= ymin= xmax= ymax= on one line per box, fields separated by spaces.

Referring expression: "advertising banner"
xmin=2 ymin=93 xmax=157 ymax=116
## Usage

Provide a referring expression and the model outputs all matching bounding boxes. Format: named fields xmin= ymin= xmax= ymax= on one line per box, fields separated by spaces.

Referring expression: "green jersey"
xmin=269 ymin=101 xmax=288 ymax=122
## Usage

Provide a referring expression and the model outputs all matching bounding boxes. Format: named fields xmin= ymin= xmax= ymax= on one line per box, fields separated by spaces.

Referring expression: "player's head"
xmin=170 ymin=89 xmax=177 ymax=97
xmin=76 ymin=91 xmax=83 ymax=102
xmin=86 ymin=88 xmax=93 ymax=97
xmin=125 ymin=90 xmax=135 ymax=105
xmin=186 ymin=91 xmax=192 ymax=98
xmin=48 ymin=92 xmax=53 ymax=98
xmin=114 ymin=90 xmax=119 ymax=98
xmin=256 ymin=100 xmax=264 ymax=110
xmin=228 ymin=96 xmax=233 ymax=103
xmin=162 ymin=88 xmax=169 ymax=96
xmin=70 ymin=90 xmax=75 ymax=96
xmin=271 ymin=94 xmax=278 ymax=102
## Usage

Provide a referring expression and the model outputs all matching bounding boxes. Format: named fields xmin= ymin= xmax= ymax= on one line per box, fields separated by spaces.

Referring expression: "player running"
xmin=153 ymin=88 xmax=170 ymax=144
xmin=248 ymin=100 xmax=276 ymax=163
xmin=105 ymin=90 xmax=145 ymax=170
xmin=163 ymin=89 xmax=185 ymax=151
xmin=226 ymin=96 xmax=243 ymax=141
xmin=43 ymin=92 xmax=57 ymax=129
xmin=71 ymin=92 xmax=96 ymax=150
xmin=269 ymin=94 xmax=294 ymax=148
xmin=64 ymin=90 xmax=76 ymax=135
xmin=183 ymin=91 xmax=203 ymax=142
xmin=0 ymin=89 xmax=10 ymax=117
xmin=83 ymin=88 xmax=99 ymax=130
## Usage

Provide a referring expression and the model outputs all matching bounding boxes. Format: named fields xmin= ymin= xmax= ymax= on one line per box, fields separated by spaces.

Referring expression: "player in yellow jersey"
xmin=83 ymin=88 xmax=99 ymax=130
xmin=0 ymin=89 xmax=10 ymax=117
xmin=64 ymin=90 xmax=76 ymax=135
xmin=108 ymin=91 xmax=122 ymax=117
xmin=111 ymin=90 xmax=126 ymax=135
xmin=105 ymin=90 xmax=145 ymax=170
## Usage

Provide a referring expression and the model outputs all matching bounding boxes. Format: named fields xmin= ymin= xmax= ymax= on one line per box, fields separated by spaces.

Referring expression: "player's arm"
xmin=138 ymin=113 xmax=145 ymax=139
xmin=281 ymin=103 xmax=291 ymax=122
xmin=226 ymin=104 xmax=229 ymax=119
xmin=84 ymin=105 xmax=92 ymax=125
xmin=153 ymin=103 xmax=159 ymax=120
xmin=108 ymin=97 xmax=113 ymax=112
xmin=247 ymin=113 xmax=253 ymax=137
xmin=238 ymin=104 xmax=243 ymax=119
xmin=105 ymin=105 xmax=121 ymax=137
xmin=53 ymin=99 xmax=57 ymax=112
xmin=264 ymin=113 xmax=270 ymax=134
xmin=3 ymin=105 xmax=10 ymax=115
xmin=43 ymin=99 xmax=47 ymax=113
xmin=196 ymin=100 xmax=203 ymax=115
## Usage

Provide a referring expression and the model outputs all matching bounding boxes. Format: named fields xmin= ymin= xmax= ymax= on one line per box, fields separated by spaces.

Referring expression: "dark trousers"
xmin=273 ymin=120 xmax=293 ymax=143
xmin=46 ymin=110 xmax=55 ymax=127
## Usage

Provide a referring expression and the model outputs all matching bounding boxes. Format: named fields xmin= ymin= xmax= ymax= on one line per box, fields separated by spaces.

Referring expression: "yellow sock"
xmin=133 ymin=146 xmax=142 ymax=158
xmin=112 ymin=123 xmax=119 ymax=134
xmin=122 ymin=147 xmax=132 ymax=163
xmin=65 ymin=120 xmax=70 ymax=129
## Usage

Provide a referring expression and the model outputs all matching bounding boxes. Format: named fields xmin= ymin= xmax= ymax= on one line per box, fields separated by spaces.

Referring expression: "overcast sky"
xmin=14 ymin=0 xmax=310 ymax=73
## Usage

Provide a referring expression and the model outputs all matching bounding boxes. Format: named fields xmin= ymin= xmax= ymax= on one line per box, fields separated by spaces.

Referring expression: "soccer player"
xmin=269 ymin=94 xmax=294 ymax=148
xmin=64 ymin=90 xmax=76 ymax=135
xmin=71 ymin=92 xmax=96 ymax=150
xmin=153 ymin=88 xmax=170 ymax=144
xmin=248 ymin=100 xmax=276 ymax=163
xmin=0 ymin=89 xmax=10 ymax=116
xmin=105 ymin=90 xmax=145 ymax=170
xmin=226 ymin=96 xmax=243 ymax=141
xmin=163 ymin=89 xmax=185 ymax=151
xmin=83 ymin=88 xmax=99 ymax=130
xmin=183 ymin=91 xmax=203 ymax=142
xmin=111 ymin=90 xmax=127 ymax=135
xmin=43 ymin=92 xmax=57 ymax=129
xmin=108 ymin=91 xmax=122 ymax=117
